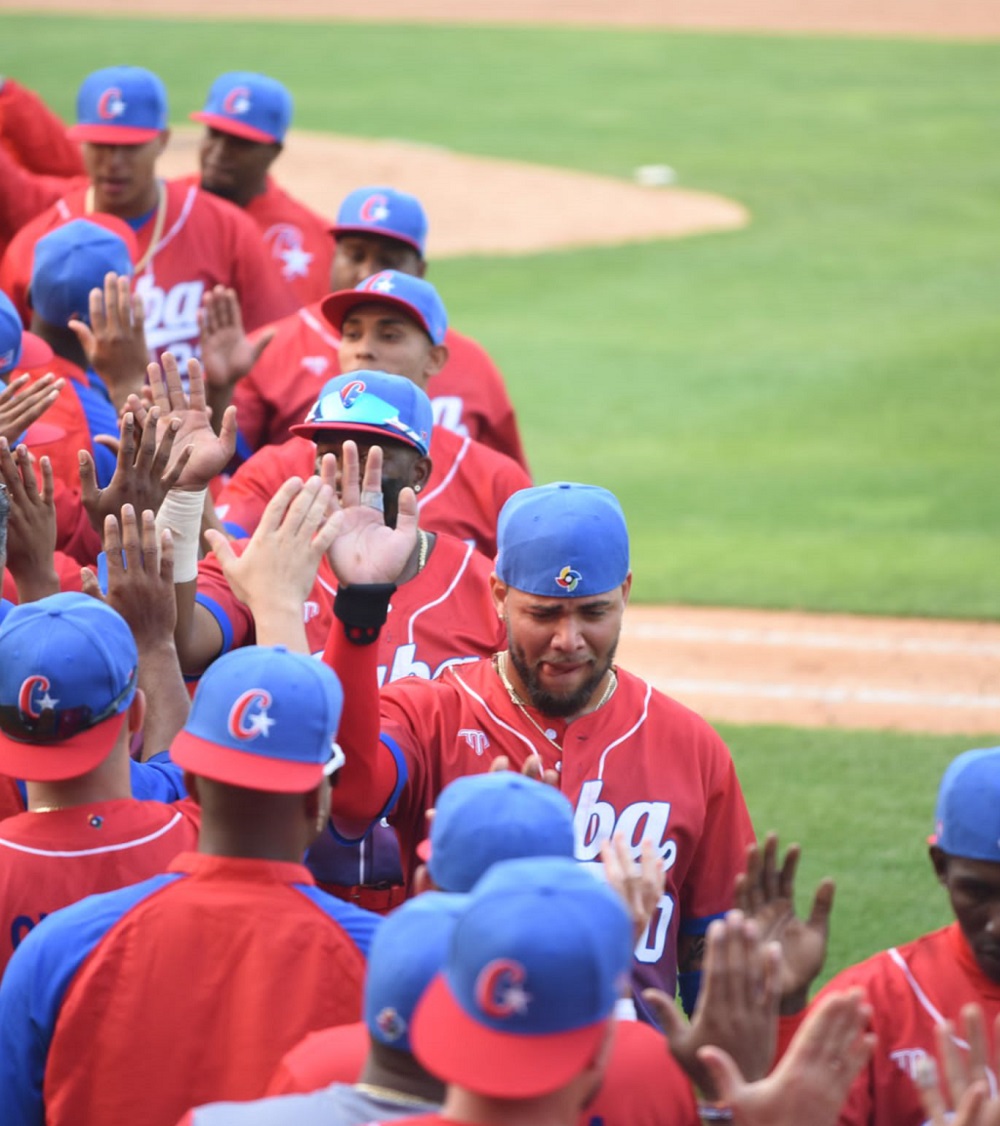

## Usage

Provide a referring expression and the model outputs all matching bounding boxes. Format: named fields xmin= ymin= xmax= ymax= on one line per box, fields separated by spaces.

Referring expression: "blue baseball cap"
xmin=332 ymin=187 xmax=428 ymax=256
xmin=0 ymin=593 xmax=138 ymax=782
xmin=321 ymin=270 xmax=448 ymax=347
xmin=496 ymin=483 xmax=630 ymax=598
xmin=932 ymin=747 xmax=1000 ymax=862
xmin=0 ymin=291 xmax=52 ymax=376
xmin=411 ymin=856 xmax=632 ymax=1098
xmin=69 ymin=66 xmax=168 ymax=145
xmin=30 ymin=220 xmax=134 ymax=329
xmin=419 ymin=773 xmax=576 ymax=892
xmin=191 ymin=71 xmax=293 ymax=144
xmin=171 ymin=645 xmax=345 ymax=794
xmin=364 ymin=892 xmax=468 ymax=1053
xmin=291 ymin=370 xmax=433 ymax=457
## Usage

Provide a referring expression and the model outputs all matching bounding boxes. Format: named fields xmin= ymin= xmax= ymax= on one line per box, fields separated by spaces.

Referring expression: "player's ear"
xmin=154 ymin=128 xmax=171 ymax=157
xmin=489 ymin=574 xmax=509 ymax=619
xmin=929 ymin=845 xmax=949 ymax=884
xmin=425 ymin=343 xmax=448 ymax=377
xmin=126 ymin=689 xmax=146 ymax=737
xmin=416 ymin=258 xmax=428 ymax=280
xmin=620 ymin=572 xmax=633 ymax=606
xmin=412 ymin=456 xmax=432 ymax=494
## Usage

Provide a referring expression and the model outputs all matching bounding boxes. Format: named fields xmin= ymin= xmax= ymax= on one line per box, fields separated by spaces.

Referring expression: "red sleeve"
xmin=51 ymin=482 xmax=102 ymax=566
xmin=0 ymin=79 xmax=84 ymax=177
xmin=226 ymin=208 xmax=297 ymax=333
xmin=213 ymin=444 xmax=295 ymax=537
xmin=320 ymin=611 xmax=400 ymax=832
xmin=0 ymin=148 xmax=76 ymax=260
xmin=264 ymin=1025 xmax=367 ymax=1095
xmin=0 ymin=207 xmax=62 ymax=324
xmin=194 ymin=547 xmax=256 ymax=654
xmin=231 ymin=324 xmax=278 ymax=453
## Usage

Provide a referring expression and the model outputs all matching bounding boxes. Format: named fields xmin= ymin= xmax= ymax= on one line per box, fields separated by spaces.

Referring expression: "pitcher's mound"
xmin=161 ymin=126 xmax=748 ymax=258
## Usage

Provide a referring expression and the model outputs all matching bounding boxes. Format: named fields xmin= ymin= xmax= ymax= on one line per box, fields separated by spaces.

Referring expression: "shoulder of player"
xmin=442 ymin=325 xmax=499 ymax=369
xmin=0 ymin=798 xmax=185 ymax=847
xmin=230 ymin=435 xmax=315 ymax=486
xmin=429 ymin=426 xmax=528 ymax=482
xmin=253 ymin=177 xmax=333 ymax=231
xmin=381 ymin=654 xmax=494 ymax=703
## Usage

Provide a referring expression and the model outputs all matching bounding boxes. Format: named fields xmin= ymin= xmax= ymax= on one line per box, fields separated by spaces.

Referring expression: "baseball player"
xmin=0 ymin=644 xmax=380 ymax=1126
xmin=228 ymin=185 xmax=529 ymax=469
xmin=0 ymin=591 xmax=200 ymax=977
xmin=318 ymin=476 xmax=755 ymax=1018
xmin=184 ymin=71 xmax=334 ymax=307
xmin=216 ymin=271 xmax=531 ymax=559
xmin=0 ymin=66 xmax=296 ymax=362
xmin=759 ymin=747 xmax=1000 ymax=1126
xmin=178 ymin=891 xmax=467 ymax=1125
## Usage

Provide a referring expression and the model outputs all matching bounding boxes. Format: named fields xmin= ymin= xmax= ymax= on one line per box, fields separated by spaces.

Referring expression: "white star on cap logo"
xmin=372 ymin=204 xmax=389 ymax=221
xmin=37 ymin=690 xmax=60 ymax=711
xmin=371 ymin=276 xmax=395 ymax=294
xmin=245 ymin=708 xmax=276 ymax=737
xmin=108 ymin=96 xmax=126 ymax=118
xmin=498 ymin=982 xmax=531 ymax=1014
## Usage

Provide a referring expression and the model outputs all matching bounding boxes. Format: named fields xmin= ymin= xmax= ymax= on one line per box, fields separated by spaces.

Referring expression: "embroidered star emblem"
xmin=37 ymin=690 xmax=60 ymax=711
xmin=372 ymin=204 xmax=390 ymax=221
xmin=108 ymin=96 xmax=126 ymax=118
xmin=371 ymin=275 xmax=395 ymax=294
xmin=499 ymin=982 xmax=531 ymax=1015
xmin=279 ymin=244 xmax=313 ymax=280
xmin=246 ymin=708 xmax=276 ymax=737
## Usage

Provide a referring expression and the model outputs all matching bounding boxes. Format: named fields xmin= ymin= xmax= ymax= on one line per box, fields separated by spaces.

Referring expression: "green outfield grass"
xmin=724 ymin=723 xmax=1000 ymax=986
xmin=7 ymin=16 xmax=1000 ymax=615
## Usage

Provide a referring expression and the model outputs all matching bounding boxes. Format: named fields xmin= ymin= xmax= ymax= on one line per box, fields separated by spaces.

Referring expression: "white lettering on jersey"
xmin=431 ymin=395 xmax=469 ymax=439
xmin=458 ymin=729 xmax=491 ymax=756
xmin=890 ymin=1048 xmax=930 ymax=1079
xmin=375 ymin=645 xmax=479 ymax=687
xmin=303 ymin=601 xmax=321 ymax=623
xmin=136 ymin=276 xmax=204 ymax=361
xmin=302 ymin=356 xmax=330 ymax=377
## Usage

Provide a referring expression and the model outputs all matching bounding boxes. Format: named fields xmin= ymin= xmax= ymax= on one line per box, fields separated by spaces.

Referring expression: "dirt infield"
xmin=39 ymin=0 xmax=999 ymax=734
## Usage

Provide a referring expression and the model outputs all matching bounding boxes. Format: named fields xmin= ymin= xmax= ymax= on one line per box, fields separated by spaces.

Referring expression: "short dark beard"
xmin=200 ymin=178 xmax=240 ymax=204
xmin=507 ymin=632 xmax=616 ymax=718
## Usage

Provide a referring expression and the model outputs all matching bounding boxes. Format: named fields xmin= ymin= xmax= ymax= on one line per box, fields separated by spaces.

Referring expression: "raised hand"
xmin=697 ymin=987 xmax=876 ymax=1126
xmin=0 ymin=372 xmax=64 ymax=444
xmin=601 ymin=836 xmax=665 ymax=945
xmin=914 ymin=1005 xmax=1000 ymax=1126
xmin=734 ymin=831 xmax=834 ymax=1013
xmin=644 ymin=910 xmax=781 ymax=1100
xmin=324 ymin=441 xmax=418 ymax=586
xmin=147 ymin=352 xmax=237 ymax=490
xmin=487 ymin=752 xmax=560 ymax=787
xmin=0 ymin=439 xmax=58 ymax=602
xmin=68 ymin=272 xmax=148 ymax=411
xmin=198 ymin=285 xmax=274 ymax=393
xmin=79 ymin=407 xmax=190 ymax=532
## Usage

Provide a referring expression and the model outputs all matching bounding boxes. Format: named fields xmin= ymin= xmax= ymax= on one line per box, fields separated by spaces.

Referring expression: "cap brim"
xmin=329 ymin=224 xmax=424 ymax=255
xmin=67 ymin=124 xmax=163 ymax=144
xmin=320 ymin=291 xmax=433 ymax=341
xmin=190 ymin=111 xmax=279 ymax=144
xmin=410 ymin=973 xmax=609 ymax=1099
xmin=0 ymin=710 xmax=126 ymax=783
xmin=289 ymin=418 xmax=425 ymax=454
xmin=170 ymin=729 xmax=328 ymax=793
xmin=18 ymin=332 xmax=54 ymax=369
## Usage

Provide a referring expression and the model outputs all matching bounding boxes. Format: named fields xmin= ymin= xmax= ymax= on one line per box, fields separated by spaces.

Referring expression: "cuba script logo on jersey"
xmin=135 ymin=275 xmax=204 ymax=365
xmin=475 ymin=959 xmax=531 ymax=1018
xmin=97 ymin=87 xmax=126 ymax=120
xmin=430 ymin=395 xmax=469 ymax=439
xmin=227 ymin=689 xmax=276 ymax=740
xmin=19 ymin=675 xmax=58 ymax=719
xmin=890 ymin=1048 xmax=930 ymax=1080
xmin=375 ymin=646 xmax=479 ymax=688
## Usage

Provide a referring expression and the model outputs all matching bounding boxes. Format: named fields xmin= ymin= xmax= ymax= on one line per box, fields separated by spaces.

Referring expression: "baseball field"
xmin=4 ymin=0 xmax=1000 ymax=982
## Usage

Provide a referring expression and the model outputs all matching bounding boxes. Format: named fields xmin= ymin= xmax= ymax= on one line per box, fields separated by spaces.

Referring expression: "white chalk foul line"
xmin=649 ymin=677 xmax=1000 ymax=710
xmin=625 ymin=623 xmax=1000 ymax=657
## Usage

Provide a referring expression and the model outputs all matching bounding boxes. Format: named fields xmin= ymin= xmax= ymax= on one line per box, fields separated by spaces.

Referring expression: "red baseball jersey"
xmin=175 ymin=173 xmax=335 ymax=309
xmin=216 ymin=429 xmax=530 ymax=560
xmin=0 ymin=797 xmax=200 ymax=978
xmin=265 ymin=1016 xmax=699 ymax=1126
xmin=17 ymin=355 xmax=99 ymax=488
xmin=0 ymin=79 xmax=84 ymax=178
xmin=0 ymin=852 xmax=379 ymax=1126
xmin=0 ymin=180 xmax=297 ymax=356
xmin=196 ymin=527 xmax=504 ymax=678
xmin=777 ymin=923 xmax=1000 ymax=1126
xmin=231 ymin=299 xmax=529 ymax=470
xmin=326 ymin=656 xmax=753 ymax=1003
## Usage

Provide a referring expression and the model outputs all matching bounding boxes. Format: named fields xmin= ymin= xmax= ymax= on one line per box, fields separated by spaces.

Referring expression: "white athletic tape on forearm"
xmin=156 ymin=489 xmax=206 ymax=584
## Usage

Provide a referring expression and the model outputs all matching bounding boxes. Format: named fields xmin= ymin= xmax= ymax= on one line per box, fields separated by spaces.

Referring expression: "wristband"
xmin=334 ymin=583 xmax=396 ymax=646
xmin=698 ymin=1105 xmax=734 ymax=1123
xmin=156 ymin=488 xmax=207 ymax=584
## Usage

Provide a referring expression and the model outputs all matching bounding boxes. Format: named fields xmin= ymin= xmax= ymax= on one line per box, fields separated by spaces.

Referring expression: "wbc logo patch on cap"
xmin=555 ymin=566 xmax=582 ymax=593
xmin=19 ymin=675 xmax=58 ymax=719
xmin=359 ymin=194 xmax=391 ymax=223
xmin=97 ymin=88 xmax=126 ymax=120
xmin=227 ymin=689 xmax=276 ymax=740
xmin=475 ymin=958 xmax=532 ymax=1019
xmin=223 ymin=86 xmax=252 ymax=115
xmin=376 ymin=1007 xmax=407 ymax=1041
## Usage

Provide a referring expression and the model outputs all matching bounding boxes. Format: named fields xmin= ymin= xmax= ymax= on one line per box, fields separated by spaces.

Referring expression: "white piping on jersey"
xmin=299 ymin=305 xmax=341 ymax=351
xmin=0 ymin=810 xmax=186 ymax=858
xmin=886 ymin=943 xmax=998 ymax=1095
xmin=147 ymin=184 xmax=197 ymax=261
xmin=453 ymin=670 xmax=544 ymax=771
xmin=595 ymin=682 xmax=652 ymax=780
xmin=417 ymin=436 xmax=470 ymax=508
xmin=56 ymin=199 xmax=72 ymax=221
xmin=407 ymin=540 xmax=477 ymax=645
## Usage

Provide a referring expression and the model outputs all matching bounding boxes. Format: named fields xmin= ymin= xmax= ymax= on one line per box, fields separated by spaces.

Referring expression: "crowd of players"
xmin=0 ymin=64 xmax=997 ymax=1126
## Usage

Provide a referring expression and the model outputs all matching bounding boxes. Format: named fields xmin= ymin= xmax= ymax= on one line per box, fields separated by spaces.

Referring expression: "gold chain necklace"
xmin=85 ymin=179 xmax=167 ymax=274
xmin=496 ymin=651 xmax=617 ymax=752
xmin=353 ymin=1083 xmax=439 ymax=1108
xmin=417 ymin=529 xmax=429 ymax=573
